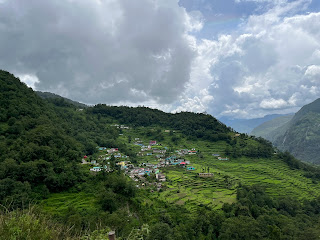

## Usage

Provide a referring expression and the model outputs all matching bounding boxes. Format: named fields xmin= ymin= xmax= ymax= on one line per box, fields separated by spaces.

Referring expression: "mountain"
xmin=2 ymin=70 xmax=320 ymax=239
xmin=250 ymin=114 xmax=294 ymax=141
xmin=272 ymin=98 xmax=320 ymax=164
xmin=36 ymin=91 xmax=87 ymax=108
xmin=219 ymin=114 xmax=291 ymax=133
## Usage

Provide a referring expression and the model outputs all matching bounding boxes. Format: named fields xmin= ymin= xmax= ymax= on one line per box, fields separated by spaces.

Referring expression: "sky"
xmin=0 ymin=0 xmax=320 ymax=119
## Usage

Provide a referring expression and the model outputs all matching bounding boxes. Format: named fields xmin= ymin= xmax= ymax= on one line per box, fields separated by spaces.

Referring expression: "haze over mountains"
xmin=219 ymin=114 xmax=294 ymax=134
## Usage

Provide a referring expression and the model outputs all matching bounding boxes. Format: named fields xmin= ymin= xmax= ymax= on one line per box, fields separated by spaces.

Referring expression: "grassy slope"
xmin=42 ymin=125 xmax=320 ymax=217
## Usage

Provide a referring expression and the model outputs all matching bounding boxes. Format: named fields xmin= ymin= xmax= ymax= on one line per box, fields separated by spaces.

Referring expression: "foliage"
xmin=0 ymin=206 xmax=79 ymax=240
xmin=1 ymin=70 xmax=320 ymax=239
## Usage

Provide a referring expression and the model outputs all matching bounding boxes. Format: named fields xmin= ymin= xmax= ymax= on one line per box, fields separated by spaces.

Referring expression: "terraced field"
xmin=41 ymin=192 xmax=97 ymax=216
xmin=146 ymin=137 xmax=320 ymax=211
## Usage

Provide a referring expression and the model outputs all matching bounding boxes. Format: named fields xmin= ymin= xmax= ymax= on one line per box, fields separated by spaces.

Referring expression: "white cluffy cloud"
xmin=175 ymin=0 xmax=320 ymax=118
xmin=0 ymin=0 xmax=202 ymax=105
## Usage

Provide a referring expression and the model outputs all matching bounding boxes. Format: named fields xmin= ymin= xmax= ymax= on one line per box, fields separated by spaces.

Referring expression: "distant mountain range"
xmin=252 ymin=98 xmax=320 ymax=165
xmin=250 ymin=114 xmax=294 ymax=142
xmin=219 ymin=114 xmax=292 ymax=133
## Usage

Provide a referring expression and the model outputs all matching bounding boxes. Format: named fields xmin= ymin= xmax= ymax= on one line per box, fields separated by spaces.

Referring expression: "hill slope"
xmin=2 ymin=70 xmax=320 ymax=239
xmin=273 ymin=98 xmax=320 ymax=164
xmin=250 ymin=114 xmax=294 ymax=141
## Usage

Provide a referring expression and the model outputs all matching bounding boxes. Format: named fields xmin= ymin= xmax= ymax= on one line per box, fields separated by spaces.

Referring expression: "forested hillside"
xmin=1 ymin=70 xmax=320 ymax=239
xmin=252 ymin=98 xmax=320 ymax=165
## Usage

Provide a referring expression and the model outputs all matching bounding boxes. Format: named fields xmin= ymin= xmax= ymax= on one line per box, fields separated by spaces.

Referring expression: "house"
xmin=218 ymin=157 xmax=229 ymax=161
xmin=137 ymin=152 xmax=144 ymax=157
xmin=164 ymin=130 xmax=170 ymax=133
xmin=188 ymin=150 xmax=197 ymax=155
xmin=149 ymin=140 xmax=157 ymax=145
xmin=187 ymin=166 xmax=195 ymax=171
xmin=156 ymin=173 xmax=166 ymax=182
xmin=117 ymin=161 xmax=127 ymax=167
xmin=212 ymin=154 xmax=220 ymax=157
xmin=179 ymin=162 xmax=187 ymax=166
xmin=198 ymin=173 xmax=213 ymax=178
xmin=81 ymin=159 xmax=88 ymax=164
xmin=153 ymin=149 xmax=166 ymax=154
xmin=90 ymin=167 xmax=102 ymax=172
xmin=108 ymin=148 xmax=118 ymax=154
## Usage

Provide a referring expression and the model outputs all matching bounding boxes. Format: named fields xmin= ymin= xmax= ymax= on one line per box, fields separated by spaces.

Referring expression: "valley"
xmin=1 ymin=70 xmax=320 ymax=239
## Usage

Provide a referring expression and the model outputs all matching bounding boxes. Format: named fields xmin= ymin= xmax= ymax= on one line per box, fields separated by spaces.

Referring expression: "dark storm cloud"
xmin=0 ymin=0 xmax=199 ymax=104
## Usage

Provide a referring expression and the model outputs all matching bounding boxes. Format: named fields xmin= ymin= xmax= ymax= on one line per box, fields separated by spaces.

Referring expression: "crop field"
xmin=116 ymin=128 xmax=320 ymax=211
xmin=40 ymin=192 xmax=98 ymax=216
xmin=152 ymin=167 xmax=237 ymax=212
xmin=42 ymin=126 xmax=320 ymax=217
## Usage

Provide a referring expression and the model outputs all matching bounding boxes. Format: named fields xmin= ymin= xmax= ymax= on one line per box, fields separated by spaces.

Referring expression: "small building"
xmin=188 ymin=150 xmax=197 ymax=155
xmin=198 ymin=173 xmax=214 ymax=178
xmin=90 ymin=167 xmax=102 ymax=172
xmin=81 ymin=159 xmax=88 ymax=164
xmin=218 ymin=157 xmax=229 ymax=161
xmin=156 ymin=173 xmax=166 ymax=182
xmin=187 ymin=166 xmax=195 ymax=171
xmin=212 ymin=154 xmax=220 ymax=157
xmin=149 ymin=140 xmax=157 ymax=145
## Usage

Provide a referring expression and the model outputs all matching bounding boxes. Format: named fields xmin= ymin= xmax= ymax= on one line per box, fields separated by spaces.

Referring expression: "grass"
xmin=41 ymin=126 xmax=320 ymax=219
xmin=0 ymin=206 xmax=79 ymax=240
xmin=113 ymin=127 xmax=320 ymax=211
xmin=40 ymin=192 xmax=98 ymax=217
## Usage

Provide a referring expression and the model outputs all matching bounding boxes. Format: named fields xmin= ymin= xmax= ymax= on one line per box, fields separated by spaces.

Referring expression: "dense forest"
xmin=1 ymin=70 xmax=320 ymax=239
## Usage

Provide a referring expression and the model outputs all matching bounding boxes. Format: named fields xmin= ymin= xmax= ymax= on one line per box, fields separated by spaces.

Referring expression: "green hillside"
xmin=1 ymin=70 xmax=320 ymax=239
xmin=251 ymin=114 xmax=293 ymax=141
xmin=274 ymin=109 xmax=320 ymax=164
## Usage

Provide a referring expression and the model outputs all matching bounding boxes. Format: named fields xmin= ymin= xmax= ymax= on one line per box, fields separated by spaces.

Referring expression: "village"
xmin=81 ymin=130 xmax=226 ymax=190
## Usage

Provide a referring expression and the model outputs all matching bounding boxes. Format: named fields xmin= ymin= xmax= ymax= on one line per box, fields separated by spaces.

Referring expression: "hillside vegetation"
xmin=1 ymin=70 xmax=320 ymax=239
xmin=252 ymin=98 xmax=320 ymax=165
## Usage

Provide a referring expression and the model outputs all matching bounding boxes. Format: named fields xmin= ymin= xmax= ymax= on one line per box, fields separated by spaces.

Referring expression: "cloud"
xmin=0 ymin=0 xmax=201 ymax=105
xmin=180 ymin=0 xmax=320 ymax=118
xmin=1 ymin=0 xmax=319 ymax=120
xmin=260 ymin=98 xmax=288 ymax=109
xmin=17 ymin=74 xmax=39 ymax=89
xmin=305 ymin=65 xmax=320 ymax=77
xmin=235 ymin=0 xmax=287 ymax=3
